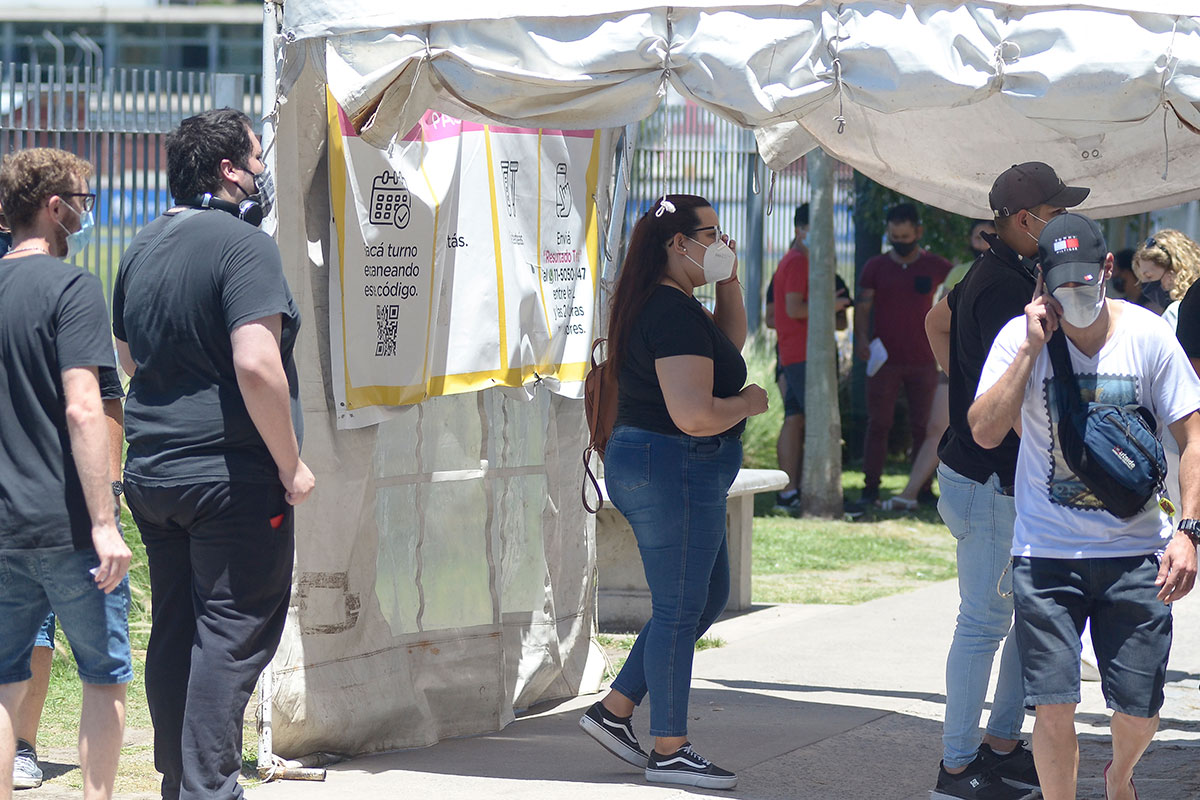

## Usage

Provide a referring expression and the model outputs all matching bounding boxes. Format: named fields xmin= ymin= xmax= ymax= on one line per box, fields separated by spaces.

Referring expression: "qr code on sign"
xmin=375 ymin=304 xmax=399 ymax=357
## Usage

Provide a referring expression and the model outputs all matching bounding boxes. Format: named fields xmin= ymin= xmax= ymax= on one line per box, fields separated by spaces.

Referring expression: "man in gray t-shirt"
xmin=113 ymin=109 xmax=314 ymax=800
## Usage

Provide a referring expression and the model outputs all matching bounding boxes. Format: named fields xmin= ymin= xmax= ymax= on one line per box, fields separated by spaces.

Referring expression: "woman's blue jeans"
xmin=605 ymin=425 xmax=742 ymax=737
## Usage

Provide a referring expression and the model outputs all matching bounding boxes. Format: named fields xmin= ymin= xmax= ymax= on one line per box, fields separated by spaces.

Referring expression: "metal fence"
xmin=0 ymin=63 xmax=262 ymax=304
xmin=623 ymin=91 xmax=856 ymax=323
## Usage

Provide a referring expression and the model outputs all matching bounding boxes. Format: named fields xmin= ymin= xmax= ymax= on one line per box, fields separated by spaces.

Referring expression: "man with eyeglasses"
xmin=0 ymin=148 xmax=132 ymax=800
xmin=924 ymin=162 xmax=1088 ymax=800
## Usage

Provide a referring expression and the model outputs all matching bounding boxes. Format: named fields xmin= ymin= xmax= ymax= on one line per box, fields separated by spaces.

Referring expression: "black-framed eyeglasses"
xmin=63 ymin=193 xmax=96 ymax=213
xmin=1145 ymin=237 xmax=1173 ymax=269
xmin=690 ymin=225 xmax=722 ymax=240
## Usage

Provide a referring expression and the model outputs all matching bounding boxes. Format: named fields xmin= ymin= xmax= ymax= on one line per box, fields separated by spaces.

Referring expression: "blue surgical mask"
xmin=57 ymin=204 xmax=95 ymax=260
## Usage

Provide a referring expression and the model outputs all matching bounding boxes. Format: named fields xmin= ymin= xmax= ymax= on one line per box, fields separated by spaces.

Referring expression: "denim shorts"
xmin=35 ymin=612 xmax=56 ymax=651
xmin=780 ymin=361 xmax=807 ymax=417
xmin=0 ymin=547 xmax=133 ymax=685
xmin=1012 ymin=555 xmax=1171 ymax=717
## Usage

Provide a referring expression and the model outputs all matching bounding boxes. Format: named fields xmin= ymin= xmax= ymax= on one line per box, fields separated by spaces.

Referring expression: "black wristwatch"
xmin=111 ymin=480 xmax=124 ymax=498
xmin=1177 ymin=518 xmax=1200 ymax=546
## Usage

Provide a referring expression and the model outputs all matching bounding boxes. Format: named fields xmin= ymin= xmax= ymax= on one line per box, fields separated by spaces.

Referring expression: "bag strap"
xmin=582 ymin=446 xmax=602 ymax=513
xmin=1046 ymin=329 xmax=1082 ymax=419
xmin=142 ymin=208 xmax=203 ymax=255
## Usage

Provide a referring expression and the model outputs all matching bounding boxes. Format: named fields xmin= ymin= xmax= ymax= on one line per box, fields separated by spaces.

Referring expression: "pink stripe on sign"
xmin=336 ymin=102 xmax=357 ymax=137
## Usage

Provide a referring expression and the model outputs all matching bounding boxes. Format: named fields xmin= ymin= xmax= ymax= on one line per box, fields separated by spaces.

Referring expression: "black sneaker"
xmin=645 ymin=743 xmax=737 ymax=790
xmin=976 ymin=741 xmax=1040 ymax=791
xmin=579 ymin=701 xmax=647 ymax=768
xmin=932 ymin=758 xmax=1036 ymax=800
xmin=774 ymin=491 xmax=803 ymax=514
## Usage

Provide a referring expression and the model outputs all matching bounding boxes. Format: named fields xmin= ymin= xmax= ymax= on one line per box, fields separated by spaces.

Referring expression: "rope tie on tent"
xmin=594 ymin=193 xmax=612 ymax=263
xmin=829 ymin=3 xmax=849 ymax=134
xmin=765 ymin=171 xmax=776 ymax=216
xmin=1157 ymin=17 xmax=1180 ymax=181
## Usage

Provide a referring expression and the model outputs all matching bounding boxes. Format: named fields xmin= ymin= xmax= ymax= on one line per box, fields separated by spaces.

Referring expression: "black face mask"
xmin=1141 ymin=280 xmax=1171 ymax=309
xmin=889 ymin=240 xmax=917 ymax=257
xmin=1111 ymin=276 xmax=1127 ymax=295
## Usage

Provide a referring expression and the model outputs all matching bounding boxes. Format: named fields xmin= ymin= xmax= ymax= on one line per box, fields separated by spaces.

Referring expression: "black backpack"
xmin=1047 ymin=330 xmax=1166 ymax=519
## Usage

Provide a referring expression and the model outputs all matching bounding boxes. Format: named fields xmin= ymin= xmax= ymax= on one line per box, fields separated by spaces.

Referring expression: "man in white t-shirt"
xmin=969 ymin=212 xmax=1200 ymax=800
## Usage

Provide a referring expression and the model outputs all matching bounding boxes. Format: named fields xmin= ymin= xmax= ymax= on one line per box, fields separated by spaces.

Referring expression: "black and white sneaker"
xmin=579 ymin=701 xmax=647 ymax=768
xmin=976 ymin=741 xmax=1040 ymax=792
xmin=645 ymin=743 xmax=737 ymax=790
xmin=931 ymin=758 xmax=1036 ymax=800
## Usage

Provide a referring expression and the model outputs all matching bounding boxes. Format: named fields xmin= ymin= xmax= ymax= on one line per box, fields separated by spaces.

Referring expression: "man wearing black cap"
xmin=924 ymin=163 xmax=1088 ymax=800
xmin=970 ymin=212 xmax=1200 ymax=800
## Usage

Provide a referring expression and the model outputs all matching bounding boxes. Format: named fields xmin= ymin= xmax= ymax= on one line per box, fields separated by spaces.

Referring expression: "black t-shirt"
xmin=938 ymin=233 xmax=1036 ymax=487
xmin=113 ymin=209 xmax=302 ymax=486
xmin=614 ymin=284 xmax=748 ymax=437
xmin=1175 ymin=280 xmax=1200 ymax=359
xmin=0 ymin=255 xmax=117 ymax=551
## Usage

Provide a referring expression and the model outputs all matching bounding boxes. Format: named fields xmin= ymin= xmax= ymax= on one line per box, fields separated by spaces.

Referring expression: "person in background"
xmin=1110 ymin=248 xmax=1140 ymax=303
xmin=1132 ymin=230 xmax=1200 ymax=329
xmin=1130 ymin=230 xmax=1200 ymax=516
xmin=771 ymin=202 xmax=852 ymax=513
xmin=0 ymin=148 xmax=132 ymax=800
xmin=855 ymin=202 xmax=952 ymax=506
xmin=579 ymin=194 xmax=767 ymax=790
xmin=882 ymin=220 xmax=994 ymax=512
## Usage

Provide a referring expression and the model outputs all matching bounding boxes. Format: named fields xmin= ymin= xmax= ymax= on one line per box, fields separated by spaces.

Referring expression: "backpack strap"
xmin=1046 ymin=329 xmax=1082 ymax=419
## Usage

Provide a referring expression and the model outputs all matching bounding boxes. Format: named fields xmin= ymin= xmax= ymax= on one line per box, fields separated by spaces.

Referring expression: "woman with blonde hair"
xmin=1132 ymin=228 xmax=1200 ymax=327
xmin=1132 ymin=228 xmax=1200 ymax=518
xmin=578 ymin=194 xmax=767 ymax=789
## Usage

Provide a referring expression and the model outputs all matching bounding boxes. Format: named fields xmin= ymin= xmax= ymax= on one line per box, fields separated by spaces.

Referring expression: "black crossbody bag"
xmin=1046 ymin=329 xmax=1166 ymax=519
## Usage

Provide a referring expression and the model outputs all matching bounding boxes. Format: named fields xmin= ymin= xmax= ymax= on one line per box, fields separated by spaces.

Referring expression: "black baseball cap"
xmin=989 ymin=162 xmax=1090 ymax=217
xmin=1037 ymin=213 xmax=1107 ymax=292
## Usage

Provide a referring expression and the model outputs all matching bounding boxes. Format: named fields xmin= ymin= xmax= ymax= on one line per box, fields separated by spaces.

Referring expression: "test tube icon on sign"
xmin=369 ymin=172 xmax=411 ymax=229
xmin=555 ymin=163 xmax=571 ymax=217
xmin=501 ymin=160 xmax=519 ymax=217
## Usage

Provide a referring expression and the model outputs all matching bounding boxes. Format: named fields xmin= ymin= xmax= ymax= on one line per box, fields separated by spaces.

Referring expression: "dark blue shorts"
xmin=1012 ymin=555 xmax=1171 ymax=718
xmin=780 ymin=361 xmax=807 ymax=418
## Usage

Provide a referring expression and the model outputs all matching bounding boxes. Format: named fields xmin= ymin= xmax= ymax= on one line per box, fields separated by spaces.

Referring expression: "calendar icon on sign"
xmin=369 ymin=172 xmax=411 ymax=229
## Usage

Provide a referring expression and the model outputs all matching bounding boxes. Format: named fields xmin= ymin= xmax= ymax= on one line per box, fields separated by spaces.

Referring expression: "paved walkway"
xmin=248 ymin=579 xmax=1200 ymax=800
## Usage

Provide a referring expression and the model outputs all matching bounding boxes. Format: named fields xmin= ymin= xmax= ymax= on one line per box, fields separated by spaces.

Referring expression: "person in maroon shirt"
xmin=854 ymin=203 xmax=952 ymax=504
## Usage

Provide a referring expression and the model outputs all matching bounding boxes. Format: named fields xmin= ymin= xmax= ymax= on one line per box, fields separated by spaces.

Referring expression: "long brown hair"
xmin=607 ymin=194 xmax=710 ymax=374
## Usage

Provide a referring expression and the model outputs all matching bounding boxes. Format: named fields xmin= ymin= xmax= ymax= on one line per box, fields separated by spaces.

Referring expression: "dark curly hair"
xmin=166 ymin=108 xmax=255 ymax=203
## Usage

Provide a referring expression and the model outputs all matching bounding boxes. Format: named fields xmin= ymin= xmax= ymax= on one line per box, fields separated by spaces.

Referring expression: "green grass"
xmin=596 ymin=634 xmax=726 ymax=681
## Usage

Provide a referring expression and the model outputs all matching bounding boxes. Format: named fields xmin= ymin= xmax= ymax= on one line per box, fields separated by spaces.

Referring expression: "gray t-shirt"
xmin=0 ymin=255 xmax=118 ymax=551
xmin=113 ymin=209 xmax=301 ymax=486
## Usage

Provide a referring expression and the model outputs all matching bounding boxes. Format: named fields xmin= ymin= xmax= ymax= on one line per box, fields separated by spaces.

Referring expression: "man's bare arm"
xmin=63 ymin=367 xmax=130 ymax=593
xmin=926 ymin=296 xmax=951 ymax=374
xmin=231 ymin=315 xmax=315 ymax=505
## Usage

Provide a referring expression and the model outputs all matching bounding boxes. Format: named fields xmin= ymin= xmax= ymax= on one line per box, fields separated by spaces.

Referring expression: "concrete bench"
xmin=594 ymin=468 xmax=788 ymax=631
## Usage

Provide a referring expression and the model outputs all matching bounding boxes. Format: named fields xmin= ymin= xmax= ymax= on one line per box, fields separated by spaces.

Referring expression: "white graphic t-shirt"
xmin=977 ymin=301 xmax=1200 ymax=558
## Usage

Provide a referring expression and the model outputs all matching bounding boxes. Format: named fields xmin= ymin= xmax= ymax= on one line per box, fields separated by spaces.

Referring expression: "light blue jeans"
xmin=936 ymin=464 xmax=1026 ymax=768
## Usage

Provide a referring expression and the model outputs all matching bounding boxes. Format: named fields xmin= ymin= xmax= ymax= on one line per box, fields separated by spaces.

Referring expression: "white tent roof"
xmin=279 ymin=1 xmax=1200 ymax=217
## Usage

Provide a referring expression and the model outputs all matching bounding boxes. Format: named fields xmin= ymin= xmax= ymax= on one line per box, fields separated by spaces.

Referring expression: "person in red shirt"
xmin=772 ymin=204 xmax=851 ymax=511
xmin=854 ymin=203 xmax=952 ymax=504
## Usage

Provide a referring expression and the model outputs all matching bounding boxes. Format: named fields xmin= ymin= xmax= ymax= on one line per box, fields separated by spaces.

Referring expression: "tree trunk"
xmin=801 ymin=148 xmax=843 ymax=517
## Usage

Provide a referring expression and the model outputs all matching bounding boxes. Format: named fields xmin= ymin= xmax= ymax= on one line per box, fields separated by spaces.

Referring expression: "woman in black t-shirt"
xmin=578 ymin=194 xmax=767 ymax=789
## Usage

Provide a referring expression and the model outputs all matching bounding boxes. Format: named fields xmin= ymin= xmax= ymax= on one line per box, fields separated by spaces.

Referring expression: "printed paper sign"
xmin=327 ymin=94 xmax=604 ymax=428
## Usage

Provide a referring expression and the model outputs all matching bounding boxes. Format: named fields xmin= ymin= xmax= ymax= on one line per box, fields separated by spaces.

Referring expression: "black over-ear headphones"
xmin=187 ymin=193 xmax=263 ymax=228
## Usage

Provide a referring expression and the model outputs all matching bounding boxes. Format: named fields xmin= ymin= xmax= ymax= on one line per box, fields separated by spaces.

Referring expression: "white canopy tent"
xmin=267 ymin=1 xmax=1200 ymax=758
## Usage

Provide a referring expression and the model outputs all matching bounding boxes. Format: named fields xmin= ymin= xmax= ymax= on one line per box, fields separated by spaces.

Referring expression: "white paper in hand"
xmin=866 ymin=337 xmax=888 ymax=377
